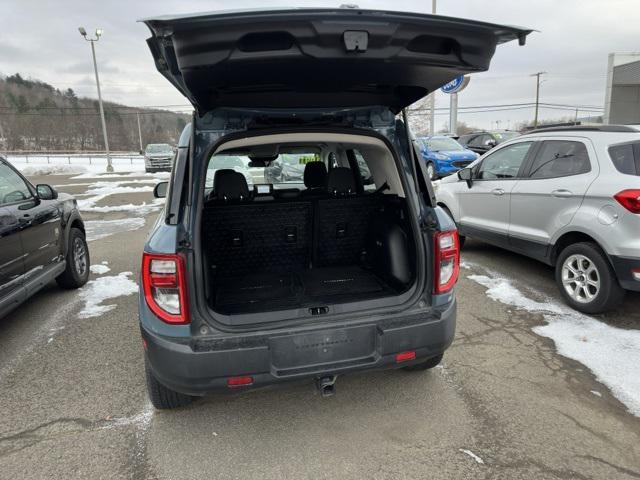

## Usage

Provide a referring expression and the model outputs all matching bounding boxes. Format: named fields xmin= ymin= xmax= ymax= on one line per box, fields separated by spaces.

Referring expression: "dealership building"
xmin=604 ymin=53 xmax=640 ymax=125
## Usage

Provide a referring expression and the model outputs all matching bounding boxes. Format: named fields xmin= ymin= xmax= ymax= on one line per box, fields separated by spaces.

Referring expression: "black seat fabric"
xmin=203 ymin=201 xmax=312 ymax=278
xmin=316 ymin=194 xmax=384 ymax=267
xmin=213 ymin=169 xmax=250 ymax=202
xmin=300 ymin=162 xmax=328 ymax=196
xmin=326 ymin=167 xmax=356 ymax=196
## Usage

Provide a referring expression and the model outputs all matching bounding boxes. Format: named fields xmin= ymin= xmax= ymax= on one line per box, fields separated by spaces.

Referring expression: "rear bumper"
xmin=610 ymin=255 xmax=640 ymax=292
xmin=142 ymin=300 xmax=456 ymax=396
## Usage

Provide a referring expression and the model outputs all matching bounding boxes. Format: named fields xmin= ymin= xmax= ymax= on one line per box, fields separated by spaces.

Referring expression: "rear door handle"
xmin=551 ymin=189 xmax=573 ymax=198
xmin=492 ymin=188 xmax=505 ymax=196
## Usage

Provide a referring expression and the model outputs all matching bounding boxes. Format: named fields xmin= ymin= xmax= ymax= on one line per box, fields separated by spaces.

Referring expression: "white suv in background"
xmin=435 ymin=125 xmax=640 ymax=313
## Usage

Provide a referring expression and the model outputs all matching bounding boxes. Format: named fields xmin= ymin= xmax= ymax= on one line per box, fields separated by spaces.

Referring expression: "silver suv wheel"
xmin=561 ymin=254 xmax=600 ymax=304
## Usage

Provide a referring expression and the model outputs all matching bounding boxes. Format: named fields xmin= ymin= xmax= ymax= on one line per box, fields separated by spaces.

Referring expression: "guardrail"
xmin=3 ymin=152 xmax=144 ymax=165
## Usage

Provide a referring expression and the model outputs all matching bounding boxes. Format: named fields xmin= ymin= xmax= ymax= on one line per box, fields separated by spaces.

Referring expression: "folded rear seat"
xmin=203 ymin=170 xmax=312 ymax=277
xmin=315 ymin=168 xmax=384 ymax=267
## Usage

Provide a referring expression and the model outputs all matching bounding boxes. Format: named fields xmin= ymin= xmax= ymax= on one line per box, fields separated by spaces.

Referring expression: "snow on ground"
xmin=85 ymin=218 xmax=146 ymax=242
xmin=460 ymin=449 xmax=485 ymax=465
xmin=9 ymin=158 xmax=145 ymax=176
xmin=77 ymin=272 xmax=138 ymax=318
xmin=81 ymin=199 xmax=164 ymax=216
xmin=90 ymin=264 xmax=111 ymax=275
xmin=466 ymin=271 xmax=640 ymax=417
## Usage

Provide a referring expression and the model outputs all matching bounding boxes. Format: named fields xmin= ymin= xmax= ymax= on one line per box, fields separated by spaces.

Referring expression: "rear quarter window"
xmin=528 ymin=140 xmax=591 ymax=179
xmin=609 ymin=142 xmax=640 ymax=176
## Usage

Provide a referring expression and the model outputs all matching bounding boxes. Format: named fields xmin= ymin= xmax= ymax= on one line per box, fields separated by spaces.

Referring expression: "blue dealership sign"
xmin=441 ymin=76 xmax=469 ymax=94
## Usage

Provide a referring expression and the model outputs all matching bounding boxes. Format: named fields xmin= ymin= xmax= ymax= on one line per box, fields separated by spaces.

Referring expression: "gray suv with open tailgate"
xmin=138 ymin=8 xmax=530 ymax=408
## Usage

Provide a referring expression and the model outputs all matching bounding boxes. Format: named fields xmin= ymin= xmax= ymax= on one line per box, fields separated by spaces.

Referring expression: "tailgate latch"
xmin=343 ymin=31 xmax=368 ymax=52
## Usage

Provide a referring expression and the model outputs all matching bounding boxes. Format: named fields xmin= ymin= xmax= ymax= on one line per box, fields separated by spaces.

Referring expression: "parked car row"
xmin=435 ymin=125 xmax=640 ymax=313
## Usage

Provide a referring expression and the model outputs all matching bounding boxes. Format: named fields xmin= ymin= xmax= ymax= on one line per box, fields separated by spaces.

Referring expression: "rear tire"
xmin=145 ymin=360 xmax=193 ymax=410
xmin=402 ymin=353 xmax=443 ymax=371
xmin=555 ymin=242 xmax=625 ymax=314
xmin=56 ymin=227 xmax=90 ymax=289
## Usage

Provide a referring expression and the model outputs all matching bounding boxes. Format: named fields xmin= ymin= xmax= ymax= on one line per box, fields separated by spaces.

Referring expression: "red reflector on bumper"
xmin=227 ymin=376 xmax=253 ymax=387
xmin=396 ymin=351 xmax=416 ymax=363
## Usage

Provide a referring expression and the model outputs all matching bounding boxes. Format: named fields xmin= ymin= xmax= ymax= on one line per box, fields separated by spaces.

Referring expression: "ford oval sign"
xmin=441 ymin=76 xmax=469 ymax=94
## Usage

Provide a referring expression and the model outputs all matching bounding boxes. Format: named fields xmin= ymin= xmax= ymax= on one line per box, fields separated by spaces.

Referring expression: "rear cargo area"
xmin=199 ymin=134 xmax=418 ymax=315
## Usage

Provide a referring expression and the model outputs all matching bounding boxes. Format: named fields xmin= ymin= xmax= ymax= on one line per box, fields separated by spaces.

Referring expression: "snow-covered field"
xmin=7 ymin=156 xmax=146 ymax=176
xmin=467 ymin=268 xmax=640 ymax=417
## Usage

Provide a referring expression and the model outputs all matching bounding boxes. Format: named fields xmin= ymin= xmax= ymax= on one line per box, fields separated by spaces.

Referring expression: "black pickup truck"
xmin=0 ymin=157 xmax=89 ymax=318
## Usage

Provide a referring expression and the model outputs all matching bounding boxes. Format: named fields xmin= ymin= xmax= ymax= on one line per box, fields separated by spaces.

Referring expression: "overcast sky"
xmin=2 ymin=0 xmax=639 ymax=129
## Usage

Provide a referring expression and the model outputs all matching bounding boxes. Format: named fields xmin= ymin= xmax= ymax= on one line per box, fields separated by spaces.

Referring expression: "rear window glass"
xmin=528 ymin=141 xmax=590 ymax=179
xmin=609 ymin=143 xmax=640 ymax=176
xmin=206 ymin=152 xmax=322 ymax=193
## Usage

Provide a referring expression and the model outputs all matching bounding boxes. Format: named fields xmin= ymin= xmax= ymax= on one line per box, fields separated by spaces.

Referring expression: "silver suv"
xmin=435 ymin=125 xmax=640 ymax=313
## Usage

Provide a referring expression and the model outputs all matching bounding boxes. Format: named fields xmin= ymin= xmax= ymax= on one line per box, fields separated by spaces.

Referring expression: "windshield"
xmin=492 ymin=132 xmax=520 ymax=143
xmin=420 ymin=137 xmax=464 ymax=152
xmin=145 ymin=144 xmax=173 ymax=154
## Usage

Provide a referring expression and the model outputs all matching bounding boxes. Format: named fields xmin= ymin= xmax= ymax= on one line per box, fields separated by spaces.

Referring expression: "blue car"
xmin=417 ymin=136 xmax=479 ymax=180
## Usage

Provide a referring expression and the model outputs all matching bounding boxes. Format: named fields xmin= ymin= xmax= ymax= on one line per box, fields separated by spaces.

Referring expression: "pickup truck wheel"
xmin=56 ymin=227 xmax=90 ymax=289
xmin=402 ymin=353 xmax=443 ymax=371
xmin=555 ymin=242 xmax=625 ymax=314
xmin=145 ymin=360 xmax=193 ymax=409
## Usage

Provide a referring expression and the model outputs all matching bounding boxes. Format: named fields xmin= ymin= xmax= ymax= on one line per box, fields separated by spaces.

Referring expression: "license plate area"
xmin=269 ymin=325 xmax=377 ymax=375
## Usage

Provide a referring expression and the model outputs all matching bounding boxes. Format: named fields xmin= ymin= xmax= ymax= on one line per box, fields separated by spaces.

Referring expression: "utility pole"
xmin=136 ymin=112 xmax=143 ymax=153
xmin=574 ymin=107 xmax=579 ymax=125
xmin=428 ymin=0 xmax=437 ymax=135
xmin=79 ymin=27 xmax=113 ymax=172
xmin=531 ymin=71 xmax=546 ymax=129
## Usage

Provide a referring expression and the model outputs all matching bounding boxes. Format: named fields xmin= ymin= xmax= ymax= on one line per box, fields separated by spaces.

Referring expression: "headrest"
xmin=327 ymin=167 xmax=356 ymax=196
xmin=213 ymin=169 xmax=250 ymax=201
xmin=303 ymin=162 xmax=327 ymax=189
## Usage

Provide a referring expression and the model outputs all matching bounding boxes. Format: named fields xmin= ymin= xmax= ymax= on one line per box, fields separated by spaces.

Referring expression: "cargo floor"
xmin=213 ymin=266 xmax=397 ymax=314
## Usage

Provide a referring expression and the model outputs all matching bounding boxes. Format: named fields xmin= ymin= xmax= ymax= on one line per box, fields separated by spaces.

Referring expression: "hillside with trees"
xmin=0 ymin=74 xmax=190 ymax=152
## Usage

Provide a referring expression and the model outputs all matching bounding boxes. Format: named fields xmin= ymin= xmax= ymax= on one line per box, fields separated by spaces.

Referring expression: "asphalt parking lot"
xmin=0 ymin=172 xmax=639 ymax=480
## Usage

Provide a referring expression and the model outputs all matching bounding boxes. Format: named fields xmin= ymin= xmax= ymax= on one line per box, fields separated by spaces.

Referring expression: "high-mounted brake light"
xmin=142 ymin=253 xmax=189 ymax=324
xmin=434 ymin=230 xmax=460 ymax=294
xmin=614 ymin=190 xmax=640 ymax=214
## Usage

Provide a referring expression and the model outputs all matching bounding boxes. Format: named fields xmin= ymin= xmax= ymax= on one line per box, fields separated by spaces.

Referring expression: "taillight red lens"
xmin=614 ymin=190 xmax=640 ymax=214
xmin=227 ymin=376 xmax=253 ymax=387
xmin=434 ymin=230 xmax=460 ymax=294
xmin=396 ymin=351 xmax=417 ymax=363
xmin=142 ymin=253 xmax=189 ymax=324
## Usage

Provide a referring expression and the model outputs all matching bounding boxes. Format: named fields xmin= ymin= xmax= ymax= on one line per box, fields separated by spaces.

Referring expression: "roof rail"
xmin=523 ymin=125 xmax=639 ymax=135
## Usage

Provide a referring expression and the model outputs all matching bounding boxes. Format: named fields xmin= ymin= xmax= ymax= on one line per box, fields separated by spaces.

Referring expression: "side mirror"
xmin=457 ymin=168 xmax=473 ymax=188
xmin=484 ymin=139 xmax=497 ymax=148
xmin=154 ymin=181 xmax=168 ymax=199
xmin=36 ymin=184 xmax=57 ymax=200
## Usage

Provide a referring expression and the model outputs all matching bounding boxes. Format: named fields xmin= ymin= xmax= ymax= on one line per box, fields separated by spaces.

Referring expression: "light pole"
xmin=79 ymin=27 xmax=113 ymax=172
xmin=531 ymin=71 xmax=546 ymax=129
xmin=428 ymin=0 xmax=437 ymax=135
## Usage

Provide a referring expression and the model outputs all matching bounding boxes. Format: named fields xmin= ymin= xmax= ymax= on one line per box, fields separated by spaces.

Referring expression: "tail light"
xmin=142 ymin=253 xmax=189 ymax=324
xmin=614 ymin=190 xmax=640 ymax=213
xmin=434 ymin=230 xmax=460 ymax=294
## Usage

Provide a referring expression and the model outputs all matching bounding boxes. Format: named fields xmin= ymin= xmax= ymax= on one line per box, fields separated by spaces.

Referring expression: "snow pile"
xmin=90 ymin=264 xmax=111 ymax=275
xmin=467 ymin=272 xmax=640 ymax=417
xmin=81 ymin=199 xmax=164 ymax=216
xmin=72 ymin=171 xmax=170 ymax=180
xmin=77 ymin=272 xmax=138 ymax=318
xmin=18 ymin=164 xmax=89 ymax=176
xmin=85 ymin=218 xmax=146 ymax=242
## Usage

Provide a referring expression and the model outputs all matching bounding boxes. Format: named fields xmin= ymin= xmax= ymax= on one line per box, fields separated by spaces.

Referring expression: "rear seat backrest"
xmin=316 ymin=167 xmax=383 ymax=266
xmin=212 ymin=169 xmax=250 ymax=202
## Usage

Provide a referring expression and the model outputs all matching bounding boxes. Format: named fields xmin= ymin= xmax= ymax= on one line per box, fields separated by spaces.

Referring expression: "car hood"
xmin=142 ymin=8 xmax=531 ymax=113
xmin=430 ymin=149 xmax=477 ymax=160
xmin=146 ymin=152 xmax=173 ymax=157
